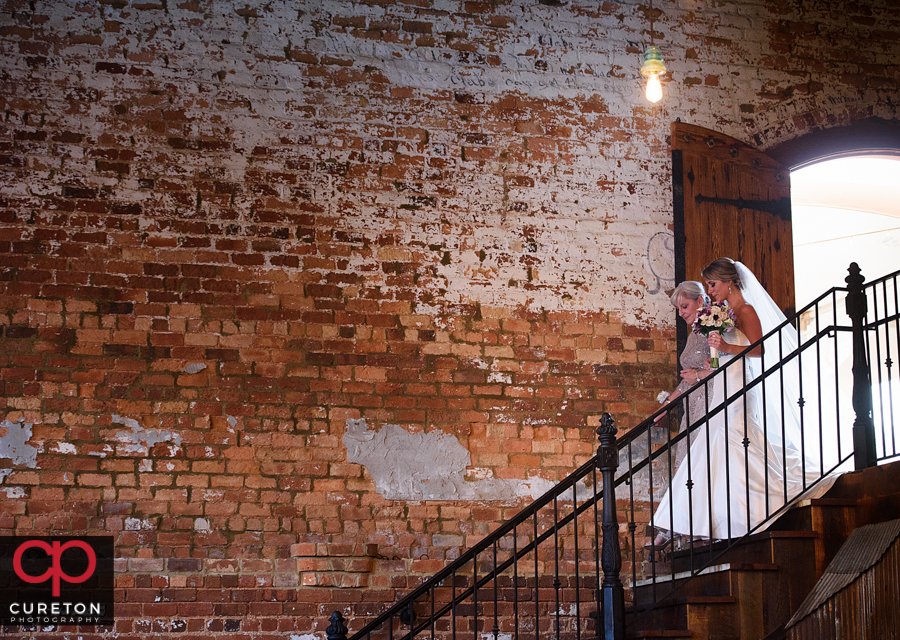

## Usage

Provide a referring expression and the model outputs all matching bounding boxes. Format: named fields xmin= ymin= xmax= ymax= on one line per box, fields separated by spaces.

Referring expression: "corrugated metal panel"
xmin=787 ymin=519 xmax=900 ymax=628
xmin=787 ymin=522 xmax=900 ymax=640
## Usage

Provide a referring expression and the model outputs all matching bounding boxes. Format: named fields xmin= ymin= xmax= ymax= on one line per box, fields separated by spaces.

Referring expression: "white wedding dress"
xmin=653 ymin=263 xmax=824 ymax=540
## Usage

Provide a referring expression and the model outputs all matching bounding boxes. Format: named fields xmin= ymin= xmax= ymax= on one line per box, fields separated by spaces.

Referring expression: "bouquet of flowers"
xmin=693 ymin=302 xmax=736 ymax=368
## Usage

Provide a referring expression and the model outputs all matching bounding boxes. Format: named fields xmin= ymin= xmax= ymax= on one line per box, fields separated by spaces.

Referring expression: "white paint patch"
xmin=88 ymin=444 xmax=113 ymax=458
xmin=112 ymin=414 xmax=182 ymax=454
xmin=194 ymin=518 xmax=212 ymax=533
xmin=50 ymin=441 xmax=77 ymax=454
xmin=181 ymin=362 xmax=207 ymax=374
xmin=1 ymin=486 xmax=26 ymax=499
xmin=290 ymin=634 xmax=319 ymax=640
xmin=0 ymin=420 xmax=38 ymax=478
xmin=125 ymin=517 xmax=155 ymax=531
xmin=344 ymin=418 xmax=584 ymax=502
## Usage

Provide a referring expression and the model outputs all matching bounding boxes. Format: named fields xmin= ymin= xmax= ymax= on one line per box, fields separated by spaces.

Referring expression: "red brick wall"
xmin=0 ymin=0 xmax=897 ymax=637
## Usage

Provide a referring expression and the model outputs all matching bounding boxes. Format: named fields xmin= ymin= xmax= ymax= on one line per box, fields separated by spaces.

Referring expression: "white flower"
xmin=657 ymin=391 xmax=670 ymax=404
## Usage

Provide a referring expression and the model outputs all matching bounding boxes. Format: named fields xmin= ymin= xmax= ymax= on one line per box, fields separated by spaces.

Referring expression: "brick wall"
xmin=0 ymin=0 xmax=897 ymax=637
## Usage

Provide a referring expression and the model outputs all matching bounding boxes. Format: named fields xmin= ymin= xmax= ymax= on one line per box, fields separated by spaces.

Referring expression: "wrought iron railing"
xmin=325 ymin=262 xmax=900 ymax=640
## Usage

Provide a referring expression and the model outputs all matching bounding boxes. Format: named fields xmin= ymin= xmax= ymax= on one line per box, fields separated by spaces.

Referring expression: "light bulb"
xmin=640 ymin=45 xmax=666 ymax=104
xmin=645 ymin=73 xmax=663 ymax=103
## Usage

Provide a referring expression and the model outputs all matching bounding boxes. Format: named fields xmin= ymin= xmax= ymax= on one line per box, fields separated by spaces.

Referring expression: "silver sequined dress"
xmin=672 ymin=330 xmax=710 ymax=469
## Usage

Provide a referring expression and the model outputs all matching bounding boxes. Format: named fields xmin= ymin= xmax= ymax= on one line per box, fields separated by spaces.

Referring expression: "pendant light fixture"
xmin=639 ymin=0 xmax=666 ymax=103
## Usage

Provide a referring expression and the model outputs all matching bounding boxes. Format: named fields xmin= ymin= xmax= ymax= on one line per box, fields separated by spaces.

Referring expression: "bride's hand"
xmin=708 ymin=333 xmax=725 ymax=352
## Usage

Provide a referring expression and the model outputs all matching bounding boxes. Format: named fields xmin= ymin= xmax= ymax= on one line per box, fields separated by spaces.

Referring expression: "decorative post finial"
xmin=326 ymin=611 xmax=349 ymax=640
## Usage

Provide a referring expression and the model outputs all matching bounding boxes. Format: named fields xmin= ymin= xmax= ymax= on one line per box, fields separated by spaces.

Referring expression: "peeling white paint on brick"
xmin=0 ymin=420 xmax=38 ymax=478
xmin=125 ymin=518 xmax=155 ymax=531
xmin=50 ymin=441 xmax=77 ymax=455
xmin=1 ymin=486 xmax=26 ymax=499
xmin=344 ymin=418 xmax=585 ymax=501
xmin=181 ymin=362 xmax=208 ymax=374
xmin=194 ymin=518 xmax=212 ymax=533
xmin=88 ymin=444 xmax=113 ymax=458
xmin=112 ymin=414 xmax=183 ymax=455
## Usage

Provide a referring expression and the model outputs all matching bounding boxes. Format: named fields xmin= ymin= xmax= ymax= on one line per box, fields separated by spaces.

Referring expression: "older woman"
xmin=650 ymin=281 xmax=712 ymax=549
xmin=658 ymin=281 xmax=713 ymax=468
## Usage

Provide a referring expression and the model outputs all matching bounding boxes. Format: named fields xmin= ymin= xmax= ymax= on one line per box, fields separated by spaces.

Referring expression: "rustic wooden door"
xmin=672 ymin=122 xmax=796 ymax=316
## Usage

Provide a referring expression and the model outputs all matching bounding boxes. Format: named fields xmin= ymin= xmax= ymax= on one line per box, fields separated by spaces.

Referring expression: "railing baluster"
xmin=626 ymin=440 xmax=637 ymax=610
xmin=779 ymin=330 xmax=788 ymax=505
xmin=873 ymin=280 xmax=887 ymax=456
xmin=473 ymin=550 xmax=479 ymax=640
xmin=814 ymin=298 xmax=824 ymax=473
xmin=573 ymin=481 xmax=581 ymax=640
xmin=742 ymin=348 xmax=750 ymax=534
xmin=492 ymin=540 xmax=499 ymax=640
xmin=834 ymin=289 xmax=843 ymax=462
xmin=890 ymin=275 xmax=899 ymax=457
xmin=553 ymin=495 xmax=561 ymax=640
xmin=513 ymin=527 xmax=519 ymax=640
xmin=533 ymin=512 xmax=539 ymax=640
xmin=591 ymin=465 xmax=601 ymax=633
xmin=452 ymin=568 xmax=457 ymax=640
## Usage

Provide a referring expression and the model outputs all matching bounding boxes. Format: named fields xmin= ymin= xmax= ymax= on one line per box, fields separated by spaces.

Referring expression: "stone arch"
xmin=767 ymin=117 xmax=900 ymax=169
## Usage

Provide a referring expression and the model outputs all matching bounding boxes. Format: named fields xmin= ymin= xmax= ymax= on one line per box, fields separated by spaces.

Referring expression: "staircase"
xmin=328 ymin=263 xmax=900 ymax=640
xmin=626 ymin=460 xmax=900 ymax=639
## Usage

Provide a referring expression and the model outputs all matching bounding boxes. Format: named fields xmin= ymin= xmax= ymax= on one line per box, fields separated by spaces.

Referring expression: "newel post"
xmin=845 ymin=262 xmax=877 ymax=470
xmin=597 ymin=412 xmax=625 ymax=640
xmin=326 ymin=611 xmax=348 ymax=640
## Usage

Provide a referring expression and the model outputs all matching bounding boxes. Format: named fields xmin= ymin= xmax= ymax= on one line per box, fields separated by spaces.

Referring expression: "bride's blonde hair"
xmin=701 ymin=258 xmax=743 ymax=289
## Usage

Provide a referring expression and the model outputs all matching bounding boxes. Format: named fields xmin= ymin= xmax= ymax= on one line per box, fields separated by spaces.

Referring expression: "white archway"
xmin=792 ymin=155 xmax=900 ymax=465
xmin=792 ymin=155 xmax=900 ymax=304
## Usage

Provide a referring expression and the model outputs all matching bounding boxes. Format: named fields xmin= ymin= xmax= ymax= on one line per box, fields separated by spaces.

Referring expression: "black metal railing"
xmin=325 ymin=262 xmax=899 ymax=640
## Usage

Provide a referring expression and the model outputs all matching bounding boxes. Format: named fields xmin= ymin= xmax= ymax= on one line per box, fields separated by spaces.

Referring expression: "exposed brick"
xmin=0 ymin=0 xmax=891 ymax=636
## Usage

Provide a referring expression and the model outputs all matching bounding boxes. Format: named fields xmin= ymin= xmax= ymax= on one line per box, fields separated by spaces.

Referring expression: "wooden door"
xmin=672 ymin=122 xmax=796 ymax=316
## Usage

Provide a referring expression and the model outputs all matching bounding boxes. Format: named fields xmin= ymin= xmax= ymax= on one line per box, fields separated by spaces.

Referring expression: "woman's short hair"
xmin=670 ymin=281 xmax=709 ymax=307
xmin=701 ymin=257 xmax=743 ymax=289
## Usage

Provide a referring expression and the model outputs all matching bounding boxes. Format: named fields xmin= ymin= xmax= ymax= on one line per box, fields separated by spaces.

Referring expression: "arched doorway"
xmin=791 ymin=155 xmax=900 ymax=307
xmin=790 ymin=154 xmax=900 ymax=464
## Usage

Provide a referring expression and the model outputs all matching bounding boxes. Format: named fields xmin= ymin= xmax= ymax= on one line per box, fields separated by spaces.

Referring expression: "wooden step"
xmin=633 ymin=563 xmax=777 ymax=602
xmin=629 ymin=630 xmax=692 ymax=638
xmin=626 ymin=595 xmax=738 ymax=640
xmin=669 ymin=530 xmax=818 ymax=574
xmin=770 ymin=497 xmax=857 ymax=574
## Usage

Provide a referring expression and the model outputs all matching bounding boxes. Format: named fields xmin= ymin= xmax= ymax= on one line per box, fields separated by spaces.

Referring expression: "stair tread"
xmin=632 ymin=560 xmax=779 ymax=589
xmin=682 ymin=595 xmax=737 ymax=604
xmin=661 ymin=530 xmax=819 ymax=565
xmin=802 ymin=497 xmax=858 ymax=506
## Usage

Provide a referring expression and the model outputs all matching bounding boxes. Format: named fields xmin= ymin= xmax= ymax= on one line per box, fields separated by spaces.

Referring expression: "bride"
xmin=652 ymin=258 xmax=821 ymax=544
